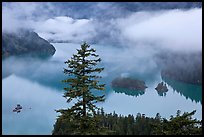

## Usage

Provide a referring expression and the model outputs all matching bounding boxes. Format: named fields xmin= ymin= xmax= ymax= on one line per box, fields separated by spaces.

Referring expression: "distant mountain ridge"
xmin=52 ymin=2 xmax=202 ymax=19
xmin=2 ymin=30 xmax=56 ymax=58
xmin=155 ymin=51 xmax=202 ymax=85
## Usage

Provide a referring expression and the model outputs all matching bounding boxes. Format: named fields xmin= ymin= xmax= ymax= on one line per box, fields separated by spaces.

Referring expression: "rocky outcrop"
xmin=2 ymin=30 xmax=56 ymax=58
xmin=155 ymin=82 xmax=168 ymax=92
xmin=111 ymin=77 xmax=147 ymax=91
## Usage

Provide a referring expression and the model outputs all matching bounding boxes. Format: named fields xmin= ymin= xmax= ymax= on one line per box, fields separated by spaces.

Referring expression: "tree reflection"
xmin=161 ymin=76 xmax=202 ymax=104
xmin=112 ymin=87 xmax=145 ymax=97
xmin=156 ymin=90 xmax=167 ymax=97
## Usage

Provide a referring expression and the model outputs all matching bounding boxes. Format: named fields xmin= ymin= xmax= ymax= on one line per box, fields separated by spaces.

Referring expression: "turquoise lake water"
xmin=2 ymin=43 xmax=202 ymax=135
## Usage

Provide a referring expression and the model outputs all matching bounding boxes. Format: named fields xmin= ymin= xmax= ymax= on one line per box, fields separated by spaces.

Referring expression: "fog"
xmin=116 ymin=9 xmax=202 ymax=52
xmin=2 ymin=2 xmax=202 ymax=96
xmin=2 ymin=55 xmax=66 ymax=90
xmin=35 ymin=17 xmax=96 ymax=42
xmin=2 ymin=3 xmax=202 ymax=84
xmin=2 ymin=3 xmax=202 ymax=134
xmin=2 ymin=43 xmax=160 ymax=90
xmin=2 ymin=2 xmax=202 ymax=52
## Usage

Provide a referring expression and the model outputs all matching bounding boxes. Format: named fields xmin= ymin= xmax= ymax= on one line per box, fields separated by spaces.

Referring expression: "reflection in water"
xmin=2 ymin=56 xmax=66 ymax=90
xmin=2 ymin=75 xmax=67 ymax=135
xmin=2 ymin=43 xmax=202 ymax=134
xmin=112 ymin=87 xmax=145 ymax=97
xmin=156 ymin=90 xmax=167 ymax=97
xmin=162 ymin=76 xmax=202 ymax=104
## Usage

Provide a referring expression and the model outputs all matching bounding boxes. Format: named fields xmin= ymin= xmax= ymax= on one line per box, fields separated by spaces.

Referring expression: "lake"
xmin=2 ymin=43 xmax=202 ymax=135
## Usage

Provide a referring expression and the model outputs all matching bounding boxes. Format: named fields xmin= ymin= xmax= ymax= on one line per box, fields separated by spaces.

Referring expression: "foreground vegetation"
xmin=53 ymin=109 xmax=202 ymax=135
xmin=53 ymin=42 xmax=202 ymax=135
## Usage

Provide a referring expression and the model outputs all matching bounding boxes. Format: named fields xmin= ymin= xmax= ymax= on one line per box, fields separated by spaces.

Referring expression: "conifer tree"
xmin=55 ymin=42 xmax=105 ymax=135
xmin=152 ymin=110 xmax=202 ymax=135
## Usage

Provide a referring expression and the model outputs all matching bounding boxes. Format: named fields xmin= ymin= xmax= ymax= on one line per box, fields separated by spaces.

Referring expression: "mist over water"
xmin=2 ymin=43 xmax=202 ymax=135
xmin=2 ymin=2 xmax=202 ymax=135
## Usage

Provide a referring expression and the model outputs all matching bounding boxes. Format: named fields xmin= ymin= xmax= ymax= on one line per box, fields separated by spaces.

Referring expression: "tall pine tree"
xmin=54 ymin=42 xmax=106 ymax=135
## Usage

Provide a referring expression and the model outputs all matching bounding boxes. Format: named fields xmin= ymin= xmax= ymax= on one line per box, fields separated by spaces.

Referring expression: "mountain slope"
xmin=2 ymin=30 xmax=56 ymax=58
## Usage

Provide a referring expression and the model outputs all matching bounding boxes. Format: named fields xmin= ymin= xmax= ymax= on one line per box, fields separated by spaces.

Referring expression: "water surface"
xmin=2 ymin=43 xmax=202 ymax=135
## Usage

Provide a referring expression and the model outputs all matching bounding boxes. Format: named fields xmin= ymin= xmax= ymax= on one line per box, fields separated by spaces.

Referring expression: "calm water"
xmin=2 ymin=43 xmax=202 ymax=135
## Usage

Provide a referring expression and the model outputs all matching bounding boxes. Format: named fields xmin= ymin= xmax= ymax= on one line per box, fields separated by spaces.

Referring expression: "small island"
xmin=111 ymin=77 xmax=148 ymax=91
xmin=155 ymin=82 xmax=168 ymax=92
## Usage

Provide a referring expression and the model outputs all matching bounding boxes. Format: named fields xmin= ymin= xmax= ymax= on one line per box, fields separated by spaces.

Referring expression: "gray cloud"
xmin=2 ymin=2 xmax=59 ymax=33
xmin=115 ymin=8 xmax=202 ymax=52
xmin=35 ymin=16 xmax=96 ymax=43
xmin=2 ymin=2 xmax=202 ymax=52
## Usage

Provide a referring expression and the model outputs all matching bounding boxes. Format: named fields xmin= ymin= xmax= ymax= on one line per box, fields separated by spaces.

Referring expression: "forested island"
xmin=111 ymin=77 xmax=147 ymax=91
xmin=155 ymin=82 xmax=168 ymax=92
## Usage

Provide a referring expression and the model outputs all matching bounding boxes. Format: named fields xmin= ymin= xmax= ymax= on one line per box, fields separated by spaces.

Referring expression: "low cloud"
xmin=2 ymin=2 xmax=202 ymax=52
xmin=35 ymin=16 xmax=96 ymax=43
xmin=115 ymin=8 xmax=202 ymax=52
xmin=2 ymin=2 xmax=60 ymax=33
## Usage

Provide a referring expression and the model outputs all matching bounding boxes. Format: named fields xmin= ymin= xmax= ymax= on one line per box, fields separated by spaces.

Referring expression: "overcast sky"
xmin=2 ymin=2 xmax=202 ymax=52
